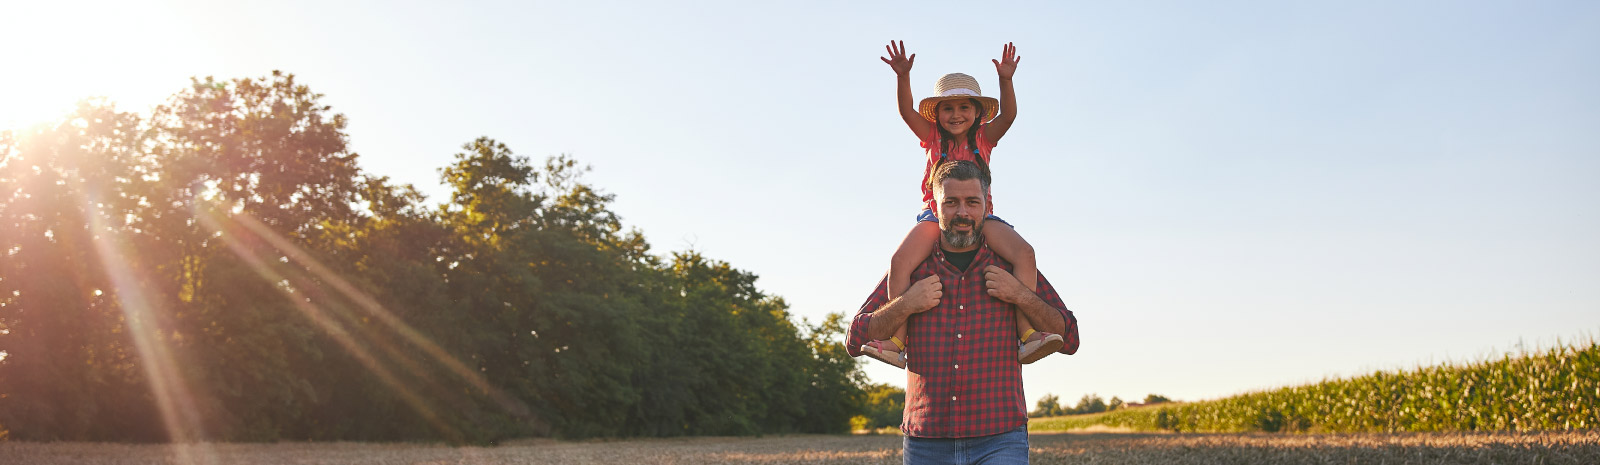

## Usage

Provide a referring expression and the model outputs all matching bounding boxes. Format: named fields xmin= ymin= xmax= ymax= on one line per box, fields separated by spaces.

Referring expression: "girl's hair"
xmin=932 ymin=98 xmax=992 ymax=186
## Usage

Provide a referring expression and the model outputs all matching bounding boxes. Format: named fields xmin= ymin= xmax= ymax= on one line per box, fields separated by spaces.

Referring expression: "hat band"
xmin=938 ymin=88 xmax=980 ymax=97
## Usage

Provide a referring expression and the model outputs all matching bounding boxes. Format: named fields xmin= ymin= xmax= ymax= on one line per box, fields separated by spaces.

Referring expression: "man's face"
xmin=934 ymin=177 xmax=987 ymax=252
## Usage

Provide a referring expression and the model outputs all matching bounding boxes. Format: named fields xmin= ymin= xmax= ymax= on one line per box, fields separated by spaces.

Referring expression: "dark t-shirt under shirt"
xmin=942 ymin=247 xmax=978 ymax=272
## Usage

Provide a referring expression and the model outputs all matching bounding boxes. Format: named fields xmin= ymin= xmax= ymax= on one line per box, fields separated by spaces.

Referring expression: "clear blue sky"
xmin=5 ymin=0 xmax=1598 ymax=405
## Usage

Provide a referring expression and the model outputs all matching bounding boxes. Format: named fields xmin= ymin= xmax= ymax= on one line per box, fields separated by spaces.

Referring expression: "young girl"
xmin=860 ymin=41 xmax=1065 ymax=369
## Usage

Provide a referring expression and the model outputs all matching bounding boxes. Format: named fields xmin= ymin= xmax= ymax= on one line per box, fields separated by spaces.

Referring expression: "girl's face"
xmin=937 ymin=99 xmax=980 ymax=136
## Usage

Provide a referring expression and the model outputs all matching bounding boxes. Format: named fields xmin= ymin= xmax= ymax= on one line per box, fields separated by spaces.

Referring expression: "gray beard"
xmin=941 ymin=221 xmax=983 ymax=249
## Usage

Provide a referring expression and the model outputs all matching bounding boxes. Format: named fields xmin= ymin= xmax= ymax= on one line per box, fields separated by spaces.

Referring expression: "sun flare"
xmin=1 ymin=1 xmax=213 ymax=131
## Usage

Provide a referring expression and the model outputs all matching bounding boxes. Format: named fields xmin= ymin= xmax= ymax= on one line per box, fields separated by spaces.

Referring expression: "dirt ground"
xmin=2 ymin=431 xmax=1597 ymax=464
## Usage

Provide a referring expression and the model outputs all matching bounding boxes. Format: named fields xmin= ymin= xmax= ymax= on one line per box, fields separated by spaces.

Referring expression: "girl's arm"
xmin=985 ymin=42 xmax=1021 ymax=143
xmin=882 ymin=40 xmax=934 ymax=138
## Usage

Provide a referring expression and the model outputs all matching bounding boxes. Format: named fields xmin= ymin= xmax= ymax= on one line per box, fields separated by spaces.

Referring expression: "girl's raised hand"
xmin=993 ymin=42 xmax=1021 ymax=80
xmin=881 ymin=40 xmax=915 ymax=76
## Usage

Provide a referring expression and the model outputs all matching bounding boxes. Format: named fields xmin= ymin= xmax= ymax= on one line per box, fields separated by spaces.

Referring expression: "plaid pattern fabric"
xmin=847 ymin=245 xmax=1080 ymax=438
xmin=919 ymin=123 xmax=997 ymax=214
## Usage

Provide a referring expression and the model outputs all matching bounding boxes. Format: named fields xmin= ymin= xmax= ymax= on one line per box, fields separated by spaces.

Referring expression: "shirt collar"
xmin=931 ymin=241 xmax=993 ymax=274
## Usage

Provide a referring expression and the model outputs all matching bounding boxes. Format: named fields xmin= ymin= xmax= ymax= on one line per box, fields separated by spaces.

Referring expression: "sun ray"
xmin=208 ymin=210 xmax=536 ymax=422
xmin=192 ymin=207 xmax=463 ymax=440
xmin=80 ymin=186 xmax=217 ymax=464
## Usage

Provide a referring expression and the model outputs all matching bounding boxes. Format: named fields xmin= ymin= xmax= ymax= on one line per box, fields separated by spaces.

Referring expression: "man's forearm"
xmin=1015 ymin=291 xmax=1067 ymax=335
xmin=867 ymin=296 xmax=915 ymax=340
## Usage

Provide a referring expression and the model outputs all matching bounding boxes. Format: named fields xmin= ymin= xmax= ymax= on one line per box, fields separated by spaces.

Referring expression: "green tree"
xmin=0 ymin=100 xmax=163 ymax=441
xmin=648 ymin=251 xmax=800 ymax=435
xmin=432 ymin=138 xmax=637 ymax=440
xmin=0 ymin=74 xmax=869 ymax=443
xmin=1031 ymin=393 xmax=1065 ymax=418
xmin=795 ymin=312 xmax=869 ymax=433
xmin=1073 ymin=394 xmax=1108 ymax=414
xmin=860 ymin=383 xmax=906 ymax=429
xmin=144 ymin=72 xmax=372 ymax=441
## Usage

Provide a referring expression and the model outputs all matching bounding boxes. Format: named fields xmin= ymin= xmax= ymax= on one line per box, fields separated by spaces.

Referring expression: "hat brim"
xmin=918 ymin=95 xmax=1000 ymax=124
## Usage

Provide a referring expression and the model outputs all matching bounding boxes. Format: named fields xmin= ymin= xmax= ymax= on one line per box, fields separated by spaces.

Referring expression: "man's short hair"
xmin=931 ymin=160 xmax=991 ymax=197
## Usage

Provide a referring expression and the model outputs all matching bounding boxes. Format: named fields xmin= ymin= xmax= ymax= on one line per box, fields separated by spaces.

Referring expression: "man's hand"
xmin=867 ymin=274 xmax=942 ymax=340
xmin=983 ymin=265 xmax=1033 ymax=304
xmin=903 ymin=274 xmax=942 ymax=312
xmin=881 ymin=40 xmax=915 ymax=76
xmin=992 ymin=42 xmax=1020 ymax=80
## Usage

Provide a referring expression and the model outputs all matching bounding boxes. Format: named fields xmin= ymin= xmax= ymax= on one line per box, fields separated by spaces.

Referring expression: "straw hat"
xmin=917 ymin=73 xmax=1000 ymax=124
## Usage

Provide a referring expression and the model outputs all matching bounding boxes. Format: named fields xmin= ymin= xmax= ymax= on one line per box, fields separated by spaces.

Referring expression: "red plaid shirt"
xmin=847 ymin=244 xmax=1080 ymax=438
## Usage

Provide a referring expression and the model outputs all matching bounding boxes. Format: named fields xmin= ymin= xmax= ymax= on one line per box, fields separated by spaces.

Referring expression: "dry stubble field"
xmin=2 ymin=431 xmax=1598 ymax=464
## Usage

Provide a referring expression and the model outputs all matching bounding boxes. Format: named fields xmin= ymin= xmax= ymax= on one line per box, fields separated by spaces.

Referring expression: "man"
xmin=847 ymin=160 xmax=1080 ymax=464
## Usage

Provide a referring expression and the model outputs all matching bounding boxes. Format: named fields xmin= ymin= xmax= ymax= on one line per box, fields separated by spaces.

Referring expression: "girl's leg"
xmin=988 ymin=223 xmax=1039 ymax=343
xmin=982 ymin=220 xmax=1037 ymax=292
xmin=1015 ymin=310 xmax=1035 ymax=344
xmin=984 ymin=220 xmax=1039 ymax=337
xmin=983 ymin=221 xmax=1061 ymax=363
xmin=868 ymin=221 xmax=941 ymax=368
xmin=891 ymin=220 xmax=943 ymax=297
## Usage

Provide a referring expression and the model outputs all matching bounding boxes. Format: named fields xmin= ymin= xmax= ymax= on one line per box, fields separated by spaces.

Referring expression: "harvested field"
xmin=1 ymin=431 xmax=1597 ymax=464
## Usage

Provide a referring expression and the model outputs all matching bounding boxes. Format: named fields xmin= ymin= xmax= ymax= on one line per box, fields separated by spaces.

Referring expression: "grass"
xmin=1032 ymin=339 xmax=1600 ymax=434
xmin=1030 ymin=404 xmax=1167 ymax=432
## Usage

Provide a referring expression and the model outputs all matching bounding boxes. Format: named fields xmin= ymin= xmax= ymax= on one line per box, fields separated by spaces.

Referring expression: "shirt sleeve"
xmin=1033 ymin=272 xmax=1080 ymax=355
xmin=845 ymin=276 xmax=892 ymax=357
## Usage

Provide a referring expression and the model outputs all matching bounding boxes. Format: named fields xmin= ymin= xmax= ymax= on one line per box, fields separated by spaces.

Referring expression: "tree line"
xmin=0 ymin=72 xmax=866 ymax=443
xmin=1031 ymin=393 xmax=1171 ymax=418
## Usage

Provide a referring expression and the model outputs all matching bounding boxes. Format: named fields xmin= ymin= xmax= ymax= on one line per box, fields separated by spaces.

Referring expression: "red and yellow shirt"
xmin=919 ymin=124 xmax=997 ymax=214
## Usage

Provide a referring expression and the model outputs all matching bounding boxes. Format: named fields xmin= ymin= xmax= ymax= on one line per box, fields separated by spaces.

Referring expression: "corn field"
xmin=1033 ymin=340 xmax=1600 ymax=434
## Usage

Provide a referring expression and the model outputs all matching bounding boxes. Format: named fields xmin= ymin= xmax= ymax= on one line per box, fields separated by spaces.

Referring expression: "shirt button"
xmin=959 ymin=305 xmax=964 ymax=310
xmin=952 ymin=396 xmax=958 ymax=401
xmin=954 ymin=364 xmax=959 ymax=369
xmin=957 ymin=333 xmax=962 ymax=339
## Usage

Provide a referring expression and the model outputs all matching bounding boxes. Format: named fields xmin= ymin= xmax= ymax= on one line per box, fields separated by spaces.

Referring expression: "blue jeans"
xmin=903 ymin=426 xmax=1029 ymax=465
